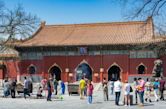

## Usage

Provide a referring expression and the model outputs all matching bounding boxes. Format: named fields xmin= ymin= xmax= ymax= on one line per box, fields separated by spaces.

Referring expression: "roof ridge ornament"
xmin=40 ymin=21 xmax=46 ymax=28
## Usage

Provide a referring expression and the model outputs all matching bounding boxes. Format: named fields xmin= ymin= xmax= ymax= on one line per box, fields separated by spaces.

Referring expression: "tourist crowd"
xmin=1 ymin=76 xmax=166 ymax=107
xmin=78 ymin=76 xmax=166 ymax=107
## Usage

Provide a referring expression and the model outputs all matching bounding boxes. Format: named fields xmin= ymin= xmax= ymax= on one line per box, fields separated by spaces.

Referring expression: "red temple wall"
xmin=0 ymin=60 xmax=19 ymax=79
xmin=16 ymin=54 xmax=166 ymax=82
xmin=160 ymin=56 xmax=166 ymax=77
xmin=129 ymin=58 xmax=156 ymax=75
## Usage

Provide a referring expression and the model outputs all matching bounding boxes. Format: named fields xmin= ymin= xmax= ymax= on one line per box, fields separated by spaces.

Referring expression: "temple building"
xmin=1 ymin=17 xmax=166 ymax=83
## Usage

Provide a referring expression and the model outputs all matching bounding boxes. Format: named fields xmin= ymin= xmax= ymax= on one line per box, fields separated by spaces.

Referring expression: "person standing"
xmin=10 ymin=79 xmax=17 ymax=98
xmin=144 ymin=78 xmax=152 ymax=102
xmin=159 ymin=77 xmax=165 ymax=101
xmin=41 ymin=78 xmax=47 ymax=97
xmin=79 ymin=77 xmax=86 ymax=99
xmin=136 ymin=78 xmax=145 ymax=106
xmin=124 ymin=80 xmax=131 ymax=107
xmin=3 ymin=79 xmax=10 ymax=97
xmin=114 ymin=78 xmax=122 ymax=106
xmin=153 ymin=78 xmax=160 ymax=102
xmin=36 ymin=86 xmax=43 ymax=99
xmin=133 ymin=78 xmax=139 ymax=104
xmin=47 ymin=78 xmax=52 ymax=101
xmin=87 ymin=80 xmax=94 ymax=104
xmin=23 ymin=77 xmax=30 ymax=99
xmin=53 ymin=78 xmax=58 ymax=95
xmin=103 ymin=78 xmax=108 ymax=101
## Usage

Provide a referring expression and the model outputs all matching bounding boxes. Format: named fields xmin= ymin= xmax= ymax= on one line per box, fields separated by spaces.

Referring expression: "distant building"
xmin=1 ymin=17 xmax=166 ymax=83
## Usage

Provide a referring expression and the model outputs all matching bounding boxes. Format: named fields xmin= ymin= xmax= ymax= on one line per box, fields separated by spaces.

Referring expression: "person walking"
xmin=153 ymin=78 xmax=160 ymax=102
xmin=136 ymin=78 xmax=145 ymax=106
xmin=144 ymin=78 xmax=152 ymax=102
xmin=133 ymin=78 xmax=139 ymax=104
xmin=124 ymin=80 xmax=131 ymax=107
xmin=23 ymin=77 xmax=30 ymax=99
xmin=87 ymin=80 xmax=94 ymax=104
xmin=159 ymin=77 xmax=165 ymax=101
xmin=114 ymin=78 xmax=122 ymax=106
xmin=79 ymin=77 xmax=86 ymax=99
xmin=47 ymin=78 xmax=52 ymax=101
xmin=103 ymin=78 xmax=108 ymax=101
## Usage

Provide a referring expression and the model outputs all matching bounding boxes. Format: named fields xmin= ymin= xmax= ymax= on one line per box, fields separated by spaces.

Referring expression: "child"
xmin=87 ymin=80 xmax=94 ymax=104
xmin=37 ymin=86 xmax=43 ymax=99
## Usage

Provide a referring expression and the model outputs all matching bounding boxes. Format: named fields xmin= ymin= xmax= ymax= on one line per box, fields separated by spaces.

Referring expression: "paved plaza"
xmin=0 ymin=85 xmax=166 ymax=109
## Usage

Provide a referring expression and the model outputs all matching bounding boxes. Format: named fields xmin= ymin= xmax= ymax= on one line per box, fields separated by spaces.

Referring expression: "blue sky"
xmin=4 ymin=0 xmax=123 ymax=25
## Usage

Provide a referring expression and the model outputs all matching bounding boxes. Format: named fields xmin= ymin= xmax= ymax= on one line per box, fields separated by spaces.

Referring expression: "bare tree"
xmin=114 ymin=0 xmax=166 ymax=35
xmin=0 ymin=1 xmax=40 ymax=45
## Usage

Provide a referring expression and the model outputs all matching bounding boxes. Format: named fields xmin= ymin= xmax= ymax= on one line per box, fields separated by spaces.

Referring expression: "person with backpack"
xmin=144 ymin=78 xmax=152 ymax=102
xmin=124 ymin=80 xmax=131 ymax=107
xmin=136 ymin=78 xmax=145 ymax=106
xmin=153 ymin=78 xmax=160 ymax=102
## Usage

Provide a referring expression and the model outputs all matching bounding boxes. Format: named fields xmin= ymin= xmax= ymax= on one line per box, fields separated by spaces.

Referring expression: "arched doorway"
xmin=49 ymin=66 xmax=61 ymax=81
xmin=108 ymin=65 xmax=121 ymax=81
xmin=0 ymin=65 xmax=7 ymax=79
xmin=76 ymin=63 xmax=92 ymax=81
xmin=138 ymin=65 xmax=145 ymax=74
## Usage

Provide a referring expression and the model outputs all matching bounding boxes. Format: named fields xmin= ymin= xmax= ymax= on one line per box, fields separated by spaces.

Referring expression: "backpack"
xmin=153 ymin=83 xmax=158 ymax=89
xmin=130 ymin=86 xmax=133 ymax=92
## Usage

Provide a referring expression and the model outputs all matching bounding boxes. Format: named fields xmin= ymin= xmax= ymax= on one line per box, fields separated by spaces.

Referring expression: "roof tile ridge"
xmin=44 ymin=21 xmax=146 ymax=28
xmin=20 ymin=25 xmax=43 ymax=42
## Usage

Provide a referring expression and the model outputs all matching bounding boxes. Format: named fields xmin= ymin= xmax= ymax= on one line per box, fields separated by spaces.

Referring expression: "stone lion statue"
xmin=152 ymin=59 xmax=163 ymax=77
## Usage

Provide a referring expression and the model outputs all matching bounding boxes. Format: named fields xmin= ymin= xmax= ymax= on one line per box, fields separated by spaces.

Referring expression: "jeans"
xmin=88 ymin=95 xmax=92 ymax=104
xmin=115 ymin=92 xmax=121 ymax=105
xmin=138 ymin=91 xmax=144 ymax=104
xmin=154 ymin=89 xmax=159 ymax=101
xmin=47 ymin=88 xmax=52 ymax=100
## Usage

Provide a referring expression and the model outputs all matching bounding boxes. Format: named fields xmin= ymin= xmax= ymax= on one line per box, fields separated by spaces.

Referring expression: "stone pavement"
xmin=0 ymin=86 xmax=166 ymax=109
